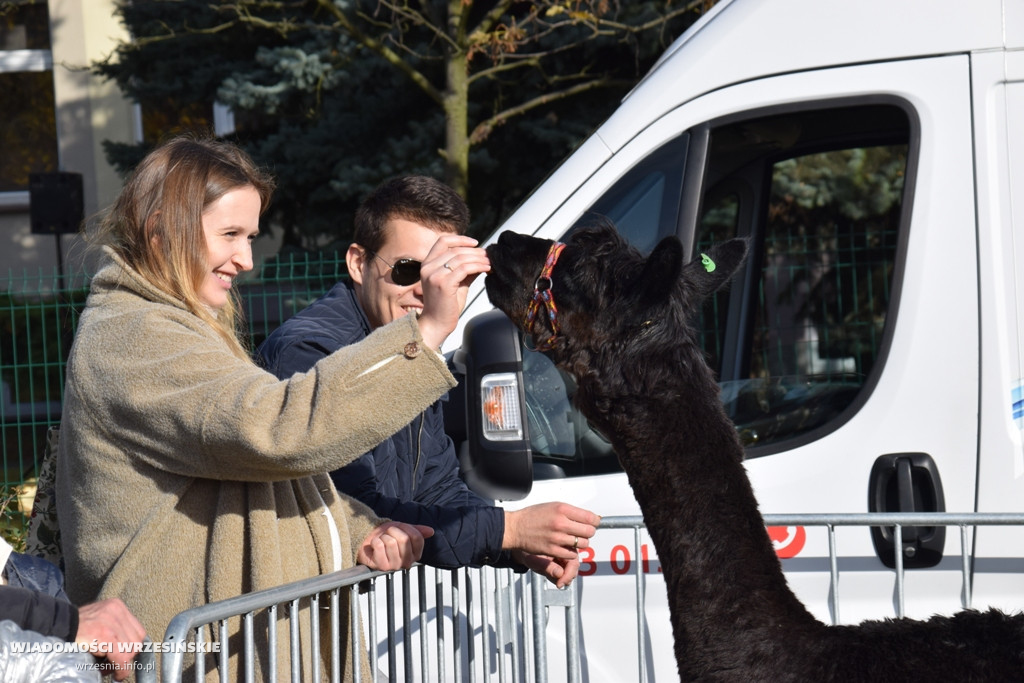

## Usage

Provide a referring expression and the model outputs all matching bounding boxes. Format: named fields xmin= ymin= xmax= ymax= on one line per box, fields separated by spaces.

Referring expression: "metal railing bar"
xmin=566 ymin=576 xmax=581 ymax=683
xmin=760 ymin=512 xmax=1024 ymax=525
xmin=195 ymin=624 xmax=206 ymax=682
xmin=633 ymin=525 xmax=647 ymax=683
xmin=386 ymin=573 xmax=397 ymax=680
xmin=436 ymin=570 xmax=447 ymax=683
xmin=470 ymin=567 xmax=480 ymax=683
xmin=453 ymin=569 xmax=464 ymax=683
xmin=268 ymin=604 xmax=278 ymax=683
xmin=219 ymin=619 xmax=229 ymax=683
xmin=895 ymin=524 xmax=905 ymax=617
xmin=310 ymin=593 xmax=321 ymax=683
xmin=415 ymin=565 xmax=428 ymax=683
xmin=530 ymin=573 xmax=548 ymax=683
xmin=134 ymin=639 xmax=157 ymax=683
xmin=402 ymin=571 xmax=413 ymax=682
xmin=330 ymin=588 xmax=341 ymax=683
xmin=960 ymin=525 xmax=972 ymax=608
xmin=494 ymin=568 xmax=507 ymax=683
xmin=351 ymin=584 xmax=362 ymax=683
xmin=288 ymin=598 xmax=300 ymax=683
xmin=479 ymin=566 xmax=490 ymax=683
xmin=526 ymin=570 xmax=534 ymax=681
xmin=507 ymin=568 xmax=521 ymax=683
xmin=827 ymin=524 xmax=840 ymax=625
xmin=417 ymin=567 xmax=429 ymax=683
xmin=243 ymin=611 xmax=255 ymax=683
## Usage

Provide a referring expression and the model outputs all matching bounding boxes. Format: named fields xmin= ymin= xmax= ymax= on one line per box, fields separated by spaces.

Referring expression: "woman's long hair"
xmin=90 ymin=134 xmax=275 ymax=358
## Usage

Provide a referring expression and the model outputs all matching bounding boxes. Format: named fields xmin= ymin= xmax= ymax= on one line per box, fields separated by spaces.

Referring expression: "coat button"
xmin=404 ymin=341 xmax=421 ymax=358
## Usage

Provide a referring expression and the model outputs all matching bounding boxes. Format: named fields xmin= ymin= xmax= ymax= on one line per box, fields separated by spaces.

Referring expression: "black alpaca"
xmin=485 ymin=223 xmax=1024 ymax=682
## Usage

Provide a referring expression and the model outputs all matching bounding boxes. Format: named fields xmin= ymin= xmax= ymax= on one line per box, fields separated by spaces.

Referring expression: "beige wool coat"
xmin=55 ymin=251 xmax=457 ymax=679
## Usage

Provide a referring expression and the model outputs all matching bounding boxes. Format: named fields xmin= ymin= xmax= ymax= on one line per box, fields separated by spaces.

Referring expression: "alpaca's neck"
xmin=578 ymin=355 xmax=821 ymax=672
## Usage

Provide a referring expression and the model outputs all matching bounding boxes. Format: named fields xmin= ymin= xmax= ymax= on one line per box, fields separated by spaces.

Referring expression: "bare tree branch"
xmin=470 ymin=0 xmax=520 ymax=38
xmin=312 ymin=0 xmax=444 ymax=104
xmin=373 ymin=0 xmax=460 ymax=52
xmin=470 ymin=76 xmax=631 ymax=144
xmin=100 ymin=0 xmax=714 ymax=236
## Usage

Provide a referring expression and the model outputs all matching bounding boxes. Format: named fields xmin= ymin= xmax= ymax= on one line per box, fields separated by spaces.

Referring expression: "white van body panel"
xmin=600 ymin=0 xmax=1004 ymax=152
xmin=972 ymin=50 xmax=1024 ymax=609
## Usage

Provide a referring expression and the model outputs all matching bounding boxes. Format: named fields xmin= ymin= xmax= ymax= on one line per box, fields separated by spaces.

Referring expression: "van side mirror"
xmin=449 ymin=310 xmax=533 ymax=501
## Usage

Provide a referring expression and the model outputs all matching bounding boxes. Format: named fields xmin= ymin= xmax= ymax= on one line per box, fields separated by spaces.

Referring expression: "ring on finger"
xmin=573 ymin=535 xmax=580 ymax=551
xmin=443 ymin=261 xmax=453 ymax=271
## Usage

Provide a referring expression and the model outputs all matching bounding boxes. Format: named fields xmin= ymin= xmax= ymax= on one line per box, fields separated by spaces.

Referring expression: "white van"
xmin=443 ymin=0 xmax=1024 ymax=679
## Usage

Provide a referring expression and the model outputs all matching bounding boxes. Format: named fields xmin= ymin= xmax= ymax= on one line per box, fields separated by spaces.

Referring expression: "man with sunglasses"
xmin=257 ymin=176 xmax=599 ymax=588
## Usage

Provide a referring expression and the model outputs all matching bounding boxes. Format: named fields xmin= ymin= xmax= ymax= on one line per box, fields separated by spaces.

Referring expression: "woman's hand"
xmin=75 ymin=598 xmax=147 ymax=681
xmin=417 ymin=234 xmax=490 ymax=350
xmin=357 ymin=521 xmax=435 ymax=571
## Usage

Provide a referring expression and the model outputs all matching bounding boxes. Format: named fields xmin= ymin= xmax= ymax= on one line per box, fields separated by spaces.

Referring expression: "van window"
xmin=525 ymin=103 xmax=911 ymax=476
xmin=581 ymin=134 xmax=688 ymax=253
xmin=698 ymin=105 xmax=908 ymax=453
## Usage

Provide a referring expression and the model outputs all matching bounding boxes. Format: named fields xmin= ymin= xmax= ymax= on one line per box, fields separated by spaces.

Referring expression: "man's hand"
xmin=503 ymin=502 xmax=601 ymax=570
xmin=417 ymin=234 xmax=490 ymax=350
xmin=75 ymin=598 xmax=146 ymax=681
xmin=511 ymin=550 xmax=582 ymax=589
xmin=357 ymin=521 xmax=435 ymax=571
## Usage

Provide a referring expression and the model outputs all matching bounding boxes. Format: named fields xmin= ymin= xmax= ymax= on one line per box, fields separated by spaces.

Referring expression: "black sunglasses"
xmin=371 ymin=253 xmax=422 ymax=286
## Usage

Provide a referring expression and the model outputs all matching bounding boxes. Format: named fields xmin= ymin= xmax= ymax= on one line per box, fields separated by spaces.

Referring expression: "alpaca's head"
xmin=485 ymin=221 xmax=747 ymax=386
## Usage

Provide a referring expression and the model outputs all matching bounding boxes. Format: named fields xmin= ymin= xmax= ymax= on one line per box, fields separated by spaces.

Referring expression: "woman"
xmin=54 ymin=135 xmax=489 ymax=679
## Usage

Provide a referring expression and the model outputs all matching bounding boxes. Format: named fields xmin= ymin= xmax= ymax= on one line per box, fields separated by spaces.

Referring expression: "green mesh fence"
xmin=242 ymin=250 xmax=347 ymax=349
xmin=0 ymin=252 xmax=347 ymax=542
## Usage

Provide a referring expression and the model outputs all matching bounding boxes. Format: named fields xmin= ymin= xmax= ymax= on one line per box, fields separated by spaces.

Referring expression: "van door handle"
xmin=868 ymin=452 xmax=946 ymax=568
xmin=895 ymin=458 xmax=918 ymax=542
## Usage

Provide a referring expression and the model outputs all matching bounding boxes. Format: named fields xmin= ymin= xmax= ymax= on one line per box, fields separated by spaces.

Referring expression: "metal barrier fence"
xmin=760 ymin=512 xmax=1024 ymax=622
xmin=156 ymin=512 xmax=1024 ymax=683
xmin=159 ymin=562 xmax=578 ymax=683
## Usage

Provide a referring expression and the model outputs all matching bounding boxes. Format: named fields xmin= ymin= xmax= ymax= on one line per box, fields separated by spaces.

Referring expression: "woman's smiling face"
xmin=199 ymin=185 xmax=262 ymax=311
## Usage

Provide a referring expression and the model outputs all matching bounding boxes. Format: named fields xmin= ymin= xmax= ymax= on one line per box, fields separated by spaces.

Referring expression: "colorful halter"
xmin=524 ymin=241 xmax=566 ymax=351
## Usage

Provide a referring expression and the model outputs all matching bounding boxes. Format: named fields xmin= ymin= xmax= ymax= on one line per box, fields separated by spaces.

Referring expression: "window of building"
xmin=137 ymin=98 xmax=235 ymax=145
xmin=0 ymin=0 xmax=49 ymax=50
xmin=0 ymin=0 xmax=57 ymax=199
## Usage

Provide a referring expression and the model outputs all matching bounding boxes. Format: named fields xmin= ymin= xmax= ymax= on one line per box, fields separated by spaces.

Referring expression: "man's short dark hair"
xmin=354 ymin=175 xmax=469 ymax=253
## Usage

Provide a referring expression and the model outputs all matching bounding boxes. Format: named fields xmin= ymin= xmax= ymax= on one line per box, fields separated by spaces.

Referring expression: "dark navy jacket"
xmin=0 ymin=552 xmax=77 ymax=641
xmin=257 ymin=281 xmax=514 ymax=569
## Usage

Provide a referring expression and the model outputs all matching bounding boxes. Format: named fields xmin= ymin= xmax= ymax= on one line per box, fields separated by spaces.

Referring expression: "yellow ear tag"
xmin=701 ymin=253 xmax=716 ymax=273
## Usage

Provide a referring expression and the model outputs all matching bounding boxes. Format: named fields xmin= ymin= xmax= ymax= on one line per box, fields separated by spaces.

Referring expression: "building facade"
xmin=0 ymin=0 xmax=135 ymax=278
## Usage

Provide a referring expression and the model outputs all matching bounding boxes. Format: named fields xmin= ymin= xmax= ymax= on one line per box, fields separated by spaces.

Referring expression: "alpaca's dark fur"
xmin=485 ymin=223 xmax=1024 ymax=682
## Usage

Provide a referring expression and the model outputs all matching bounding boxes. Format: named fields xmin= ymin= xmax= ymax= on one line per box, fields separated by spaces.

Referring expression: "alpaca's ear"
xmin=682 ymin=238 xmax=748 ymax=301
xmin=635 ymin=235 xmax=684 ymax=307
